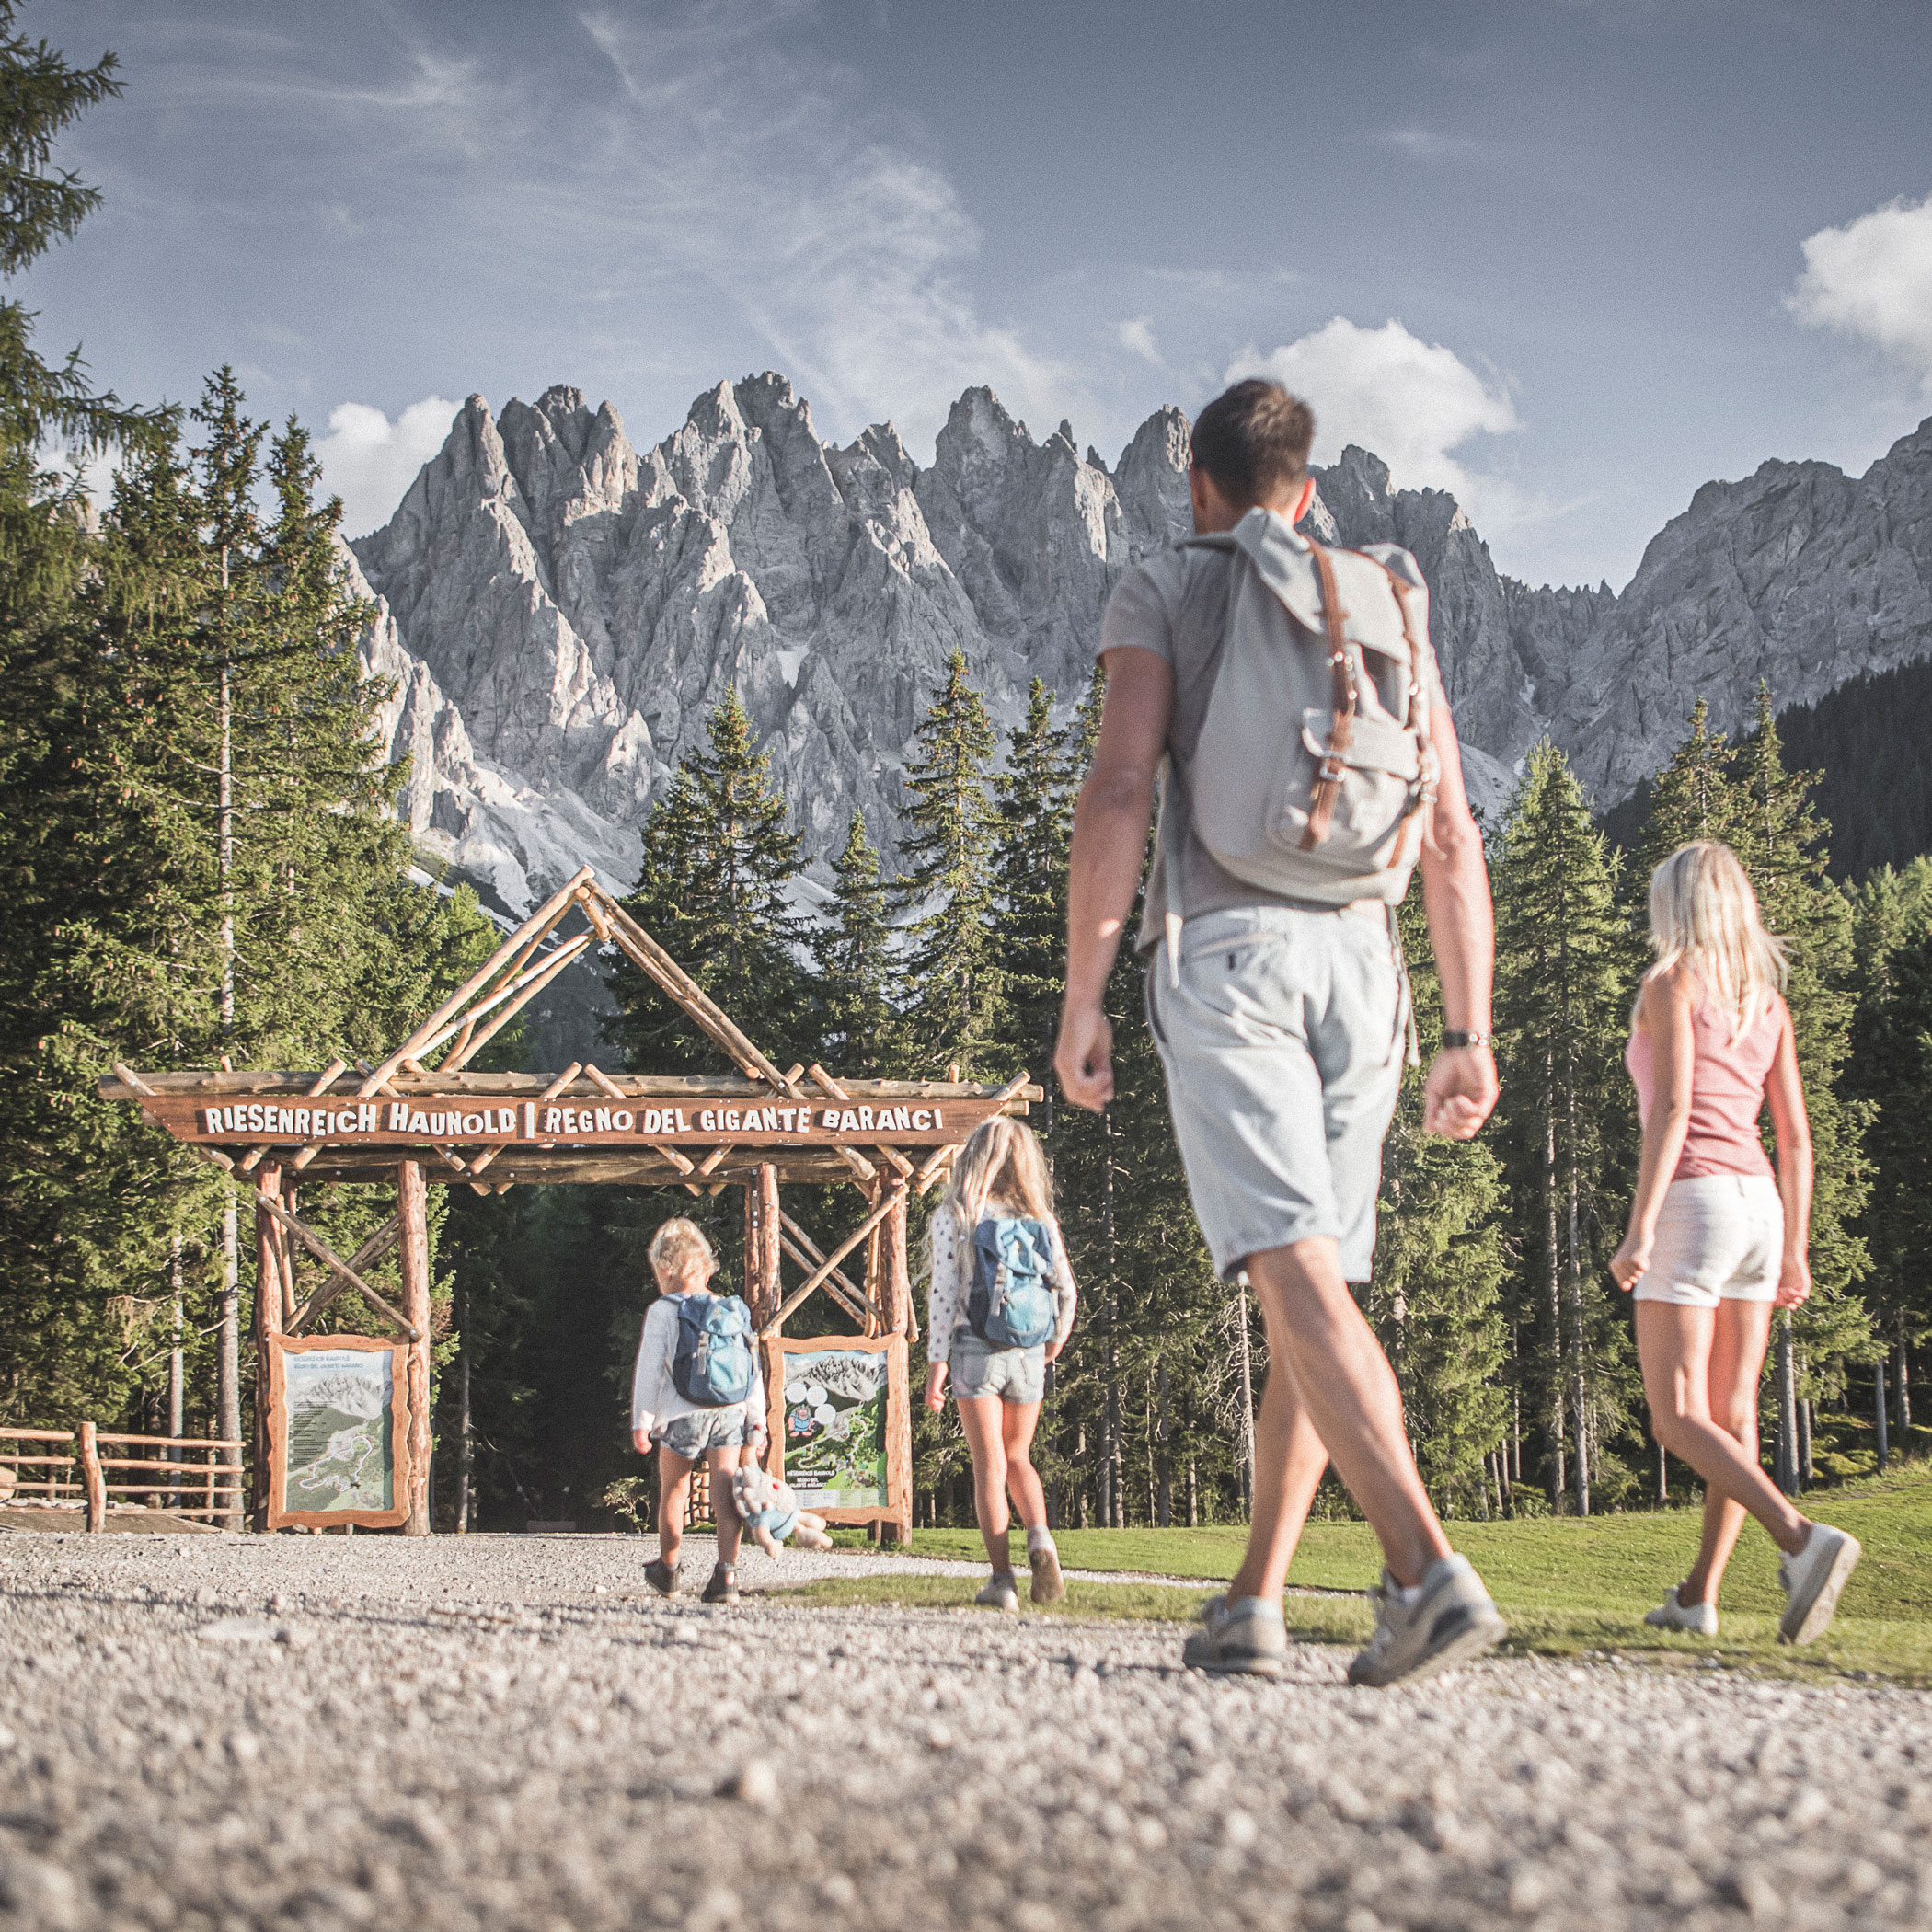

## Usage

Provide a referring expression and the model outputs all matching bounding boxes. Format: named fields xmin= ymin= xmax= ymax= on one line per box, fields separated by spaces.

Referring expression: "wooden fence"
xmin=0 ymin=1424 xmax=243 ymax=1530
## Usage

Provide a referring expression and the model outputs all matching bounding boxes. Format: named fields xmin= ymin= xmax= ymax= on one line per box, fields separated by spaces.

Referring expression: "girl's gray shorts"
xmin=948 ymin=1331 xmax=1046 ymax=1404
xmin=652 ymin=1409 xmax=751 ymax=1458
xmin=1146 ymin=903 xmax=1405 ymax=1283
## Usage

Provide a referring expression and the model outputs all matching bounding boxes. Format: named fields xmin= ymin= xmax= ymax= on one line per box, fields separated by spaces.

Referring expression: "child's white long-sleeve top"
xmin=629 ymin=1293 xmax=767 ymax=1439
xmin=926 ymin=1206 xmax=1076 ymax=1365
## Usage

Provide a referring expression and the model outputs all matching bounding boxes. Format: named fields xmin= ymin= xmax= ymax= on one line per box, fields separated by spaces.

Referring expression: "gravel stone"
xmin=2 ymin=1531 xmax=1929 ymax=1930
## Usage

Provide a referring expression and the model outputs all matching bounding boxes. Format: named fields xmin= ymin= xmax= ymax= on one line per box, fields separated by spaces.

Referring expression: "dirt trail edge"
xmin=3 ymin=1532 xmax=1927 ymax=1931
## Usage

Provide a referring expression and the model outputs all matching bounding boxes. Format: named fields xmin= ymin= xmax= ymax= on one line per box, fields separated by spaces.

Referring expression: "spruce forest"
xmin=2 ymin=11 xmax=1926 ymax=1538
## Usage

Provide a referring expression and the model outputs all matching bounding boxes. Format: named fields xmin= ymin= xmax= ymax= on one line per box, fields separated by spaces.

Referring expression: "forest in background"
xmin=2 ymin=12 xmax=1927 ymax=1540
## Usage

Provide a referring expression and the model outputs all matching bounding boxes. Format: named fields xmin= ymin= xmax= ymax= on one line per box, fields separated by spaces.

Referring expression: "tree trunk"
xmin=1156 ymin=1358 xmax=1172 ymax=1528
xmin=1234 ymin=1275 xmax=1257 ymax=1519
xmin=1774 ymin=1315 xmax=1799 ymax=1495
xmin=1899 ymin=1311 xmax=1913 ymax=1442
xmin=1542 ymin=1074 xmax=1566 ymax=1509
xmin=1187 ymin=1454 xmax=1199 ymax=1528
xmin=1876 ymin=1359 xmax=1890 ymax=1472
xmin=1799 ymin=1393 xmax=1813 ymax=1486
xmin=167 ymin=1237 xmax=184 ymax=1499
xmin=217 ymin=1196 xmax=240 ymax=1528
xmin=1075 ymin=1425 xmax=1090 ymax=1527
xmin=455 ymin=1269 xmax=473 ymax=1535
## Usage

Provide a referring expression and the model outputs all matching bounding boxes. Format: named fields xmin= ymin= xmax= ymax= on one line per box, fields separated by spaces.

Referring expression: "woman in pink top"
xmin=1610 ymin=842 xmax=1859 ymax=1645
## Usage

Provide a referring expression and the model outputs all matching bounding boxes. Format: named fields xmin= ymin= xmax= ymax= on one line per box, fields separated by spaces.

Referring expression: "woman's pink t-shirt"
xmin=1625 ymin=983 xmax=1786 ymax=1181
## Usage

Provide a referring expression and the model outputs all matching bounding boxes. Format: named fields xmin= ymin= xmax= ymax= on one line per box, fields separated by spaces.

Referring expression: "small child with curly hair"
xmin=630 ymin=1217 xmax=766 ymax=1604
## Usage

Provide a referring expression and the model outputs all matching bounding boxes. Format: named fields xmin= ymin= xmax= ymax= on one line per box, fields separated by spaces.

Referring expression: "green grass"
xmin=791 ymin=1466 xmax=1932 ymax=1685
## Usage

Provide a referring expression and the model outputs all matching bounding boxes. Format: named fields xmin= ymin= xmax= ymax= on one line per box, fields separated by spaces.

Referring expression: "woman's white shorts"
xmin=1633 ymin=1174 xmax=1783 ymax=1307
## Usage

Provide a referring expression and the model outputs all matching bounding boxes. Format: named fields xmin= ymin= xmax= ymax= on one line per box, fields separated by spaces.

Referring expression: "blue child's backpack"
xmin=671 ymin=1294 xmax=755 ymax=1408
xmin=967 ymin=1217 xmax=1058 ymax=1351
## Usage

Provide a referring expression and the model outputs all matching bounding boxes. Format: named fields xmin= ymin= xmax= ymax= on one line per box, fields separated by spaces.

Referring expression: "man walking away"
xmin=1055 ymin=379 xmax=1504 ymax=1688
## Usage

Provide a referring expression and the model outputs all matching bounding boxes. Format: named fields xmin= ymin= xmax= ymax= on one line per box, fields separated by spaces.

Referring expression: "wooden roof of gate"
xmin=98 ymin=864 xmax=1038 ymax=1194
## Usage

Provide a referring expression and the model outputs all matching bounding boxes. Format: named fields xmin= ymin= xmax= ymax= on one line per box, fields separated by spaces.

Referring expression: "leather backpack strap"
xmin=1300 ymin=539 xmax=1359 ymax=851
xmin=1358 ymin=553 xmax=1443 ymax=868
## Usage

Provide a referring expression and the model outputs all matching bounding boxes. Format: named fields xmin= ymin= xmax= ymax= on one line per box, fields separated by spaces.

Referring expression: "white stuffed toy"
xmin=730 ymin=1462 xmax=834 ymax=1558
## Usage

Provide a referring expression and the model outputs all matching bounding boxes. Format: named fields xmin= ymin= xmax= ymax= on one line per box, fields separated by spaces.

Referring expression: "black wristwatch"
xmin=1441 ymin=1029 xmax=1493 ymax=1050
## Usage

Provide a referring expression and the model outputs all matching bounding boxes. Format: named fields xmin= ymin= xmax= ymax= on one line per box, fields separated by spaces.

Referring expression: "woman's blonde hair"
xmin=932 ymin=1115 xmax=1054 ymax=1245
xmin=1642 ymin=840 xmax=1788 ymax=1039
xmin=648 ymin=1216 xmax=717 ymax=1283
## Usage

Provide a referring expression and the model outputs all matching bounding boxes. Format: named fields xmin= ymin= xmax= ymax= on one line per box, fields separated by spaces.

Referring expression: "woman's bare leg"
xmin=656 ymin=1446 xmax=694 ymax=1569
xmin=999 ymin=1398 xmax=1048 ymax=1531
xmin=956 ymin=1394 xmax=1013 ymax=1570
xmin=1680 ymin=1300 xmax=1775 ymax=1605
xmin=1638 ymin=1302 xmax=1808 ymax=1559
xmin=707 ymin=1443 xmax=745 ymax=1567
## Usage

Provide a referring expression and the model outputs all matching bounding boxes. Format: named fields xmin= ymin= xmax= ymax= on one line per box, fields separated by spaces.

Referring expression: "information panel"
xmin=265 ymin=1334 xmax=411 ymax=1530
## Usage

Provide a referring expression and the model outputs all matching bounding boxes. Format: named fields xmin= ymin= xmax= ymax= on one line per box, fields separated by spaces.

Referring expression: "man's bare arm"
xmin=1416 ymin=700 xmax=1499 ymax=1140
xmin=1055 ymin=649 xmax=1173 ymax=1111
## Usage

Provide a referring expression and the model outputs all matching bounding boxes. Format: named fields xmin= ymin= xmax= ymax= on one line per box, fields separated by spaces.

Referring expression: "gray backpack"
xmin=1169 ymin=508 xmax=1442 ymax=907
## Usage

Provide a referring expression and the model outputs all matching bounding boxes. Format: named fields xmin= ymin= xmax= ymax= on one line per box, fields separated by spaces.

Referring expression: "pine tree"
xmin=1366 ymin=891 xmax=1511 ymax=1515
xmin=895 ymin=650 xmax=1006 ymax=1078
xmin=811 ymin=810 xmax=899 ymax=1079
xmin=1492 ymin=742 xmax=1640 ymax=1512
xmin=1727 ymin=689 xmax=1873 ymax=1479
xmin=613 ymin=686 xmax=807 ymax=1075
xmin=1847 ymin=859 xmax=1932 ymax=1464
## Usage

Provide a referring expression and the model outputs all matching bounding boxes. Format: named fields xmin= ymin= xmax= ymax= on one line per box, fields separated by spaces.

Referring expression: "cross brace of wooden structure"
xmin=101 ymin=863 xmax=1040 ymax=1544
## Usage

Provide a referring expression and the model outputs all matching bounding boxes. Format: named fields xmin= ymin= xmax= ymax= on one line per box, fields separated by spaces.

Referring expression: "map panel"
xmin=781 ymin=1348 xmax=888 ymax=1510
xmin=281 ymin=1347 xmax=396 ymax=1513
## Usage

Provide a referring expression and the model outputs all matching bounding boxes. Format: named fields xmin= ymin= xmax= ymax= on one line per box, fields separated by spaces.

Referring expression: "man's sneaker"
xmin=1644 ymin=1585 xmax=1719 ymax=1636
xmin=1181 ymin=1593 xmax=1287 ymax=1678
xmin=975 ymin=1573 xmax=1020 ymax=1612
xmin=643 ymin=1558 xmax=681 ymax=1598
xmin=1029 ymin=1542 xmax=1066 ymax=1606
xmin=1347 ymin=1555 xmax=1506 ymax=1688
xmin=1777 ymin=1524 xmax=1861 ymax=1645
xmin=701 ymin=1564 xmax=740 ymax=1605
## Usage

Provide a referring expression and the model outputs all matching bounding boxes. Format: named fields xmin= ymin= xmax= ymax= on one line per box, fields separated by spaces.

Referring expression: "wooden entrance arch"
xmin=100 ymin=864 xmax=1039 ymax=1540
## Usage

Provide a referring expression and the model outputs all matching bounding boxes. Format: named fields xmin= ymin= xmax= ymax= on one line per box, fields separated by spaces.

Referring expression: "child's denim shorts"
xmin=949 ymin=1331 xmax=1046 ymax=1405
xmin=653 ymin=1409 xmax=751 ymax=1458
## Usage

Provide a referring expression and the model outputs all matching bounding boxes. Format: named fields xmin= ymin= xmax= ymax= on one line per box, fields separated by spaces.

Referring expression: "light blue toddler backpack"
xmin=670 ymin=1294 xmax=755 ymax=1407
xmin=967 ymin=1217 xmax=1058 ymax=1351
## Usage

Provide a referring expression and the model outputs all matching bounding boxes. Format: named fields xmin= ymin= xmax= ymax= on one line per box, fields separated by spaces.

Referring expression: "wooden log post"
xmin=251 ymin=1164 xmax=283 ymax=1531
xmin=79 ymin=1420 xmax=106 ymax=1532
xmin=398 ymin=1159 xmax=433 ymax=1535
xmin=880 ymin=1176 xmax=912 ymax=1545
xmin=750 ymin=1164 xmax=783 ymax=1474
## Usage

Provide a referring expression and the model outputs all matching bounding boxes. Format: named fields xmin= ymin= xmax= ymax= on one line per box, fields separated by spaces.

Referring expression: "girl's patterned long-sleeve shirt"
xmin=926 ymin=1206 xmax=1076 ymax=1365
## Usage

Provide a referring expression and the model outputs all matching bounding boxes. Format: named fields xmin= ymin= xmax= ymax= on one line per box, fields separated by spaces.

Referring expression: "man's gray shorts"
xmin=1145 ymin=903 xmax=1406 ymax=1282
xmin=948 ymin=1331 xmax=1046 ymax=1405
xmin=652 ymin=1409 xmax=751 ymax=1459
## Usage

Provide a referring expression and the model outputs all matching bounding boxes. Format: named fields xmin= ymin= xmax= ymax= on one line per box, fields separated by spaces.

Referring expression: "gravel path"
xmin=3 ymin=1531 xmax=1929 ymax=1931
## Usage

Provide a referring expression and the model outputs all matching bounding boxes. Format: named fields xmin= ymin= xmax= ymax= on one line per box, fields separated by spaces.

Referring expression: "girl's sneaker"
xmin=643 ymin=1558 xmax=682 ymax=1598
xmin=975 ymin=1572 xmax=1020 ymax=1612
xmin=1644 ymin=1585 xmax=1718 ymax=1636
xmin=701 ymin=1564 xmax=741 ymax=1605
xmin=1029 ymin=1542 xmax=1065 ymax=1605
xmin=1778 ymin=1524 xmax=1861 ymax=1645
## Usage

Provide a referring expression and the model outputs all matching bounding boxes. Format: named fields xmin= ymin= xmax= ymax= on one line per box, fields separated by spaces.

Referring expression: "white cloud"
xmin=1787 ymin=193 xmax=1932 ymax=396
xmin=577 ymin=6 xmax=1082 ymax=454
xmin=316 ymin=396 xmax=458 ymax=536
xmin=1229 ymin=316 xmax=1519 ymax=504
xmin=1118 ymin=316 xmax=1162 ymax=365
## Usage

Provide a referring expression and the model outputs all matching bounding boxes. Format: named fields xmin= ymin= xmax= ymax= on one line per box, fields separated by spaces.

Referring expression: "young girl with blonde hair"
xmin=924 ymin=1115 xmax=1077 ymax=1609
xmin=1612 ymin=841 xmax=1858 ymax=1643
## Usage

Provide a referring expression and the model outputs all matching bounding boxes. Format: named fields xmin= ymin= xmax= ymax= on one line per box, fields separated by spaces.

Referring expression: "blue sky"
xmin=22 ymin=0 xmax=1932 ymax=587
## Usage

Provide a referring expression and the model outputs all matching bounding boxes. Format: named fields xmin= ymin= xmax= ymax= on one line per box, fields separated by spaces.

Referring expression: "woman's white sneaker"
xmin=1778 ymin=1524 xmax=1861 ymax=1645
xmin=1644 ymin=1585 xmax=1719 ymax=1636
xmin=975 ymin=1572 xmax=1020 ymax=1613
